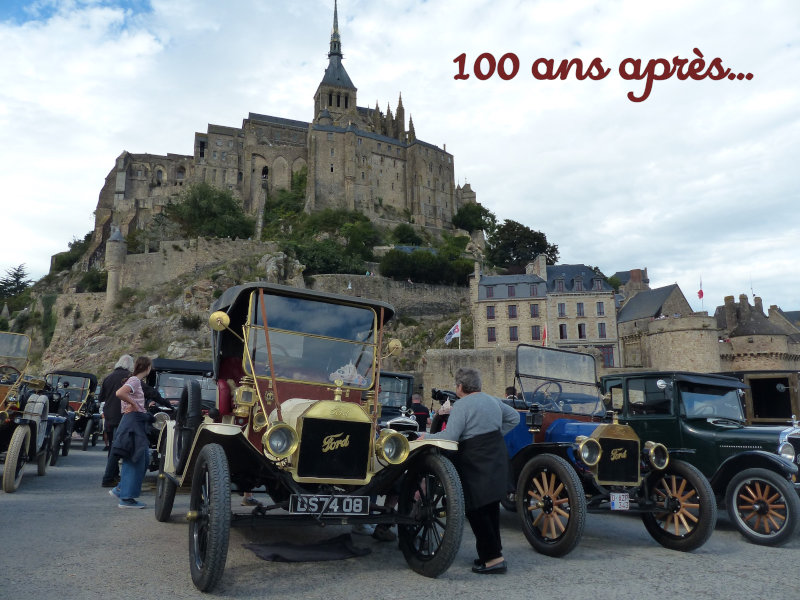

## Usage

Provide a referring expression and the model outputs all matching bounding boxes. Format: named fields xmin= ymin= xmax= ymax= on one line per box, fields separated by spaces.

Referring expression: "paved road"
xmin=1 ymin=445 xmax=799 ymax=600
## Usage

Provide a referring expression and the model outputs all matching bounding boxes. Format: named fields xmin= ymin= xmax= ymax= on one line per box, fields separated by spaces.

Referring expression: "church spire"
xmin=329 ymin=0 xmax=342 ymax=58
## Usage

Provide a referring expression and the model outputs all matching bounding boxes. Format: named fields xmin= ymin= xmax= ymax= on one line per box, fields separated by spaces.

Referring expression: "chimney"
xmin=724 ymin=295 xmax=736 ymax=329
xmin=754 ymin=296 xmax=763 ymax=315
xmin=630 ymin=269 xmax=642 ymax=283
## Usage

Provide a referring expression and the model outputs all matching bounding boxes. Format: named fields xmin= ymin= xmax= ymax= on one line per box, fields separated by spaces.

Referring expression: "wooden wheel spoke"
xmin=738 ymin=492 xmax=757 ymax=504
xmin=766 ymin=513 xmax=783 ymax=531
xmin=766 ymin=510 xmax=786 ymax=522
xmin=681 ymin=502 xmax=700 ymax=510
xmin=527 ymin=489 xmax=543 ymax=501
xmin=552 ymin=497 xmax=570 ymax=506
xmin=552 ymin=481 xmax=564 ymax=497
xmin=679 ymin=509 xmax=699 ymax=524
xmin=764 ymin=491 xmax=781 ymax=504
xmin=742 ymin=510 xmax=759 ymax=523
xmin=532 ymin=477 xmax=546 ymax=497
xmin=553 ymin=506 xmax=570 ymax=519
xmin=677 ymin=477 xmax=687 ymax=496
xmin=552 ymin=514 xmax=567 ymax=534
xmin=531 ymin=512 xmax=544 ymax=527
xmin=547 ymin=515 xmax=559 ymax=539
xmin=678 ymin=512 xmax=693 ymax=533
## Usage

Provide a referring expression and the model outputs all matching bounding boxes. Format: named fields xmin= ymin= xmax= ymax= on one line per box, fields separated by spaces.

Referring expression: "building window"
xmin=598 ymin=323 xmax=607 ymax=338
xmin=507 ymin=285 xmax=516 ymax=297
xmin=330 ymin=164 xmax=334 ymax=173
xmin=487 ymin=327 xmax=496 ymax=343
xmin=508 ymin=305 xmax=517 ymax=319
xmin=176 ymin=167 xmax=185 ymax=181
xmin=530 ymin=284 xmax=538 ymax=296
xmin=330 ymin=148 xmax=335 ymax=156
xmin=578 ymin=323 xmax=587 ymax=339
xmin=358 ymin=138 xmax=362 ymax=145
xmin=156 ymin=170 xmax=163 ymax=185
xmin=212 ymin=151 xmax=218 ymax=159
xmin=261 ymin=166 xmax=269 ymax=180
xmin=575 ymin=280 xmax=584 ymax=291
xmin=198 ymin=140 xmax=206 ymax=158
xmin=530 ymin=303 xmax=539 ymax=318
xmin=377 ymin=143 xmax=382 ymax=150
xmin=486 ymin=306 xmax=495 ymax=320
xmin=600 ymin=346 xmax=614 ymax=367
xmin=593 ymin=279 xmax=603 ymax=290
xmin=559 ymin=324 xmax=568 ymax=339
xmin=486 ymin=287 xmax=494 ymax=299
xmin=596 ymin=302 xmax=605 ymax=316
xmin=556 ymin=280 xmax=564 ymax=292
xmin=327 ymin=132 xmax=333 ymax=141
xmin=328 ymin=92 xmax=333 ymax=106
xmin=558 ymin=303 xmax=566 ymax=317
xmin=509 ymin=326 xmax=518 ymax=342
xmin=577 ymin=302 xmax=584 ymax=317
xmin=531 ymin=325 xmax=541 ymax=340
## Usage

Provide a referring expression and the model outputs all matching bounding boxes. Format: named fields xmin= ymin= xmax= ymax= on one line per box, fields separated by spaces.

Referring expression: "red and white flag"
xmin=697 ymin=278 xmax=704 ymax=299
xmin=444 ymin=319 xmax=461 ymax=345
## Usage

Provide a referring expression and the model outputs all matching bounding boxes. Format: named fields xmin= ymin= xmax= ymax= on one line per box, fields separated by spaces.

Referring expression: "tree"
xmin=392 ymin=223 xmax=423 ymax=246
xmin=0 ymin=264 xmax=32 ymax=299
xmin=452 ymin=203 xmax=496 ymax=234
xmin=51 ymin=232 xmax=92 ymax=273
xmin=164 ymin=182 xmax=255 ymax=239
xmin=486 ymin=220 xmax=559 ymax=268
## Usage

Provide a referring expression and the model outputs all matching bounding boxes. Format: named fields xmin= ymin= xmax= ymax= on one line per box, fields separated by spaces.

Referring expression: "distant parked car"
xmin=45 ymin=370 xmax=98 ymax=454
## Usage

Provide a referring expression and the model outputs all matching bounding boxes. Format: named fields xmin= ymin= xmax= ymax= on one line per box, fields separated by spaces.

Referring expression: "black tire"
xmin=176 ymin=381 xmax=203 ymax=475
xmin=516 ymin=453 xmax=586 ymax=557
xmin=62 ymin=431 xmax=71 ymax=457
xmin=3 ymin=426 xmax=31 ymax=493
xmin=82 ymin=418 xmax=94 ymax=451
xmin=37 ymin=443 xmax=49 ymax=476
xmin=154 ymin=442 xmax=178 ymax=522
xmin=398 ymin=452 xmax=465 ymax=578
xmin=641 ymin=460 xmax=717 ymax=552
xmin=50 ymin=423 xmax=64 ymax=466
xmin=500 ymin=491 xmax=517 ymax=513
xmin=725 ymin=468 xmax=800 ymax=546
xmin=189 ymin=443 xmax=231 ymax=592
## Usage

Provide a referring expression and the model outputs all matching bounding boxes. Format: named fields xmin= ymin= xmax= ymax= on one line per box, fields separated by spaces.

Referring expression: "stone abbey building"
xmin=85 ymin=1 xmax=477 ymax=269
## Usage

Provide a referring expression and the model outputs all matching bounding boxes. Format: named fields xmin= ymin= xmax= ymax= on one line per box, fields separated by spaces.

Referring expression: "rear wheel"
xmin=725 ymin=468 xmax=800 ymax=546
xmin=176 ymin=381 xmax=203 ymax=474
xmin=37 ymin=442 xmax=49 ymax=476
xmin=398 ymin=452 xmax=465 ymax=578
xmin=641 ymin=460 xmax=717 ymax=551
xmin=2 ymin=426 xmax=31 ymax=493
xmin=62 ymin=431 xmax=71 ymax=456
xmin=154 ymin=442 xmax=178 ymax=522
xmin=82 ymin=419 xmax=94 ymax=451
xmin=516 ymin=454 xmax=586 ymax=557
xmin=188 ymin=444 xmax=231 ymax=592
xmin=50 ymin=423 xmax=64 ymax=466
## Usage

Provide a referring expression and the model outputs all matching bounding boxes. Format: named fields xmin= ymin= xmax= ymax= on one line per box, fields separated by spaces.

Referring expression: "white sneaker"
xmin=351 ymin=523 xmax=375 ymax=535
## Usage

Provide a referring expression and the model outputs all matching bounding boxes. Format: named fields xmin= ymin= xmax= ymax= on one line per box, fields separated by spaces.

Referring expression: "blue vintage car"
xmin=502 ymin=344 xmax=718 ymax=557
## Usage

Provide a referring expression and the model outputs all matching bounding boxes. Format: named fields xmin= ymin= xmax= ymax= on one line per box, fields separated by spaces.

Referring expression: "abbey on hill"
xmin=84 ymin=0 xmax=477 ymax=270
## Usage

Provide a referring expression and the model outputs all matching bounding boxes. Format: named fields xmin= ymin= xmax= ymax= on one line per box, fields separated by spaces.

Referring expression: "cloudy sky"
xmin=1 ymin=0 xmax=797 ymax=313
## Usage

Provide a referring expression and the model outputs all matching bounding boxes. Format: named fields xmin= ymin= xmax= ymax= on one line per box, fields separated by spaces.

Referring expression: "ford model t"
xmin=153 ymin=283 xmax=464 ymax=592
xmin=1 ymin=332 xmax=58 ymax=491
xmin=503 ymin=344 xmax=717 ymax=556
xmin=601 ymin=370 xmax=800 ymax=545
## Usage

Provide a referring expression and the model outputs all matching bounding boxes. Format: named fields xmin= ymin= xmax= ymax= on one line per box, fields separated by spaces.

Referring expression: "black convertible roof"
xmin=150 ymin=358 xmax=212 ymax=375
xmin=47 ymin=370 xmax=98 ymax=391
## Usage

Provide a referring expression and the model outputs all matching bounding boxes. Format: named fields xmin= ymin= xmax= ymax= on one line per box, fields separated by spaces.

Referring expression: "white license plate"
xmin=289 ymin=494 xmax=369 ymax=515
xmin=610 ymin=492 xmax=630 ymax=510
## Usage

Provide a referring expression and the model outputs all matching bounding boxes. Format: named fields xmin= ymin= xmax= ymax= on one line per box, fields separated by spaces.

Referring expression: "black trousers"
xmin=102 ymin=425 xmax=119 ymax=484
xmin=466 ymin=501 xmax=502 ymax=563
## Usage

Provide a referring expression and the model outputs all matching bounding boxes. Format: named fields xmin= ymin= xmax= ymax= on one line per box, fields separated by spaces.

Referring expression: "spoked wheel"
xmin=2 ymin=426 xmax=31 ymax=493
xmin=725 ymin=468 xmax=800 ymax=546
xmin=398 ymin=452 xmax=465 ymax=578
xmin=50 ymin=423 xmax=64 ymax=466
xmin=516 ymin=454 xmax=586 ymax=557
xmin=154 ymin=440 xmax=178 ymax=522
xmin=641 ymin=460 xmax=717 ymax=551
xmin=188 ymin=443 xmax=231 ymax=592
xmin=82 ymin=419 xmax=94 ymax=451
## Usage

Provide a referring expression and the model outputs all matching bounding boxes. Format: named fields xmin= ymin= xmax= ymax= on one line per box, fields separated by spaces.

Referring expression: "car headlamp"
xmin=644 ymin=441 xmax=669 ymax=470
xmin=778 ymin=442 xmax=796 ymax=463
xmin=576 ymin=436 xmax=602 ymax=467
xmin=375 ymin=429 xmax=410 ymax=465
xmin=262 ymin=422 xmax=298 ymax=459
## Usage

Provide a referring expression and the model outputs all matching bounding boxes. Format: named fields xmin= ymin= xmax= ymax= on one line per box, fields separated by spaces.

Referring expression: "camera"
xmin=431 ymin=388 xmax=457 ymax=405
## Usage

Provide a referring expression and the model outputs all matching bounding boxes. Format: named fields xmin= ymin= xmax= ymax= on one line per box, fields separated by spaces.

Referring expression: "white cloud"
xmin=0 ymin=0 xmax=797 ymax=314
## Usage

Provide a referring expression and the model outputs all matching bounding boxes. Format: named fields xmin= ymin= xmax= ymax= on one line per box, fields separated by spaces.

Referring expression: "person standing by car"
xmin=418 ymin=367 xmax=519 ymax=574
xmin=109 ymin=356 xmax=154 ymax=509
xmin=409 ymin=393 xmax=430 ymax=432
xmin=100 ymin=354 xmax=134 ymax=488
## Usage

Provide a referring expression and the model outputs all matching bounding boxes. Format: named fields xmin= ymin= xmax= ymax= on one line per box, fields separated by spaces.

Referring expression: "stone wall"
xmin=720 ymin=335 xmax=800 ymax=371
xmin=309 ymin=275 xmax=469 ymax=318
xmin=644 ymin=315 xmax=721 ymax=372
xmin=119 ymin=238 xmax=277 ymax=290
xmin=422 ymin=348 xmax=518 ymax=402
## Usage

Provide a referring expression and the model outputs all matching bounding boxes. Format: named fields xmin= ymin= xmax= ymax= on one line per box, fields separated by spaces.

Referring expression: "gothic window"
xmin=328 ymin=92 xmax=333 ymax=106
xmin=261 ymin=166 xmax=269 ymax=180
xmin=336 ymin=93 xmax=341 ymax=107
xmin=156 ymin=170 xmax=163 ymax=186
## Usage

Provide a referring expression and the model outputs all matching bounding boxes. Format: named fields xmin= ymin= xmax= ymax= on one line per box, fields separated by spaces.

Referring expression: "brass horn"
xmin=252 ymin=410 xmax=268 ymax=432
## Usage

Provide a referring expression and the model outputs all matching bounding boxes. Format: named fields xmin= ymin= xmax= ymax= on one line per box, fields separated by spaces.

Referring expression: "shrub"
xmin=180 ymin=314 xmax=203 ymax=330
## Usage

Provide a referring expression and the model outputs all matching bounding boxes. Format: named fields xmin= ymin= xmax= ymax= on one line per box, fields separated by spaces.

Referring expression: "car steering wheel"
xmin=0 ymin=364 xmax=21 ymax=382
xmin=531 ymin=381 xmax=563 ymax=408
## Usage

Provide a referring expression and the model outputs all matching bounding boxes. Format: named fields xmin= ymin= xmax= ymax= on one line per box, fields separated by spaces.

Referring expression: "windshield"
xmin=678 ymin=382 xmax=745 ymax=421
xmin=246 ymin=293 xmax=377 ymax=389
xmin=379 ymin=375 xmax=413 ymax=408
xmin=45 ymin=373 xmax=92 ymax=398
xmin=0 ymin=332 xmax=30 ymax=372
xmin=156 ymin=373 xmax=216 ymax=405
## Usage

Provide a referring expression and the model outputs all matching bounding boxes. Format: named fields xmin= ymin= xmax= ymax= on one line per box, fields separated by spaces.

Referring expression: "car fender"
xmin=409 ymin=438 xmax=458 ymax=454
xmin=509 ymin=442 xmax=575 ymax=479
xmin=709 ymin=450 xmax=798 ymax=495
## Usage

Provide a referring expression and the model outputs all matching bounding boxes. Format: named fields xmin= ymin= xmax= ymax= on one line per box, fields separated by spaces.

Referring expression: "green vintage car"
xmin=601 ymin=371 xmax=800 ymax=546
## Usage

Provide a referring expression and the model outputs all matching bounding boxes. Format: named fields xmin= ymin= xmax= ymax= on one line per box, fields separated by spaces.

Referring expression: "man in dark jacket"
xmin=409 ymin=393 xmax=430 ymax=432
xmin=100 ymin=355 xmax=134 ymax=487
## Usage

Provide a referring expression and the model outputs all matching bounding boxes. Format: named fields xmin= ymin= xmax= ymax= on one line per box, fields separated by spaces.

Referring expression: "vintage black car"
xmin=502 ymin=344 xmax=718 ymax=556
xmin=1 ymin=332 xmax=58 ymax=491
xmin=145 ymin=358 xmax=215 ymax=410
xmin=601 ymin=370 xmax=800 ymax=546
xmin=718 ymin=370 xmax=799 ymax=425
xmin=376 ymin=371 xmax=419 ymax=433
xmin=44 ymin=370 xmax=98 ymax=455
xmin=153 ymin=283 xmax=464 ymax=592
